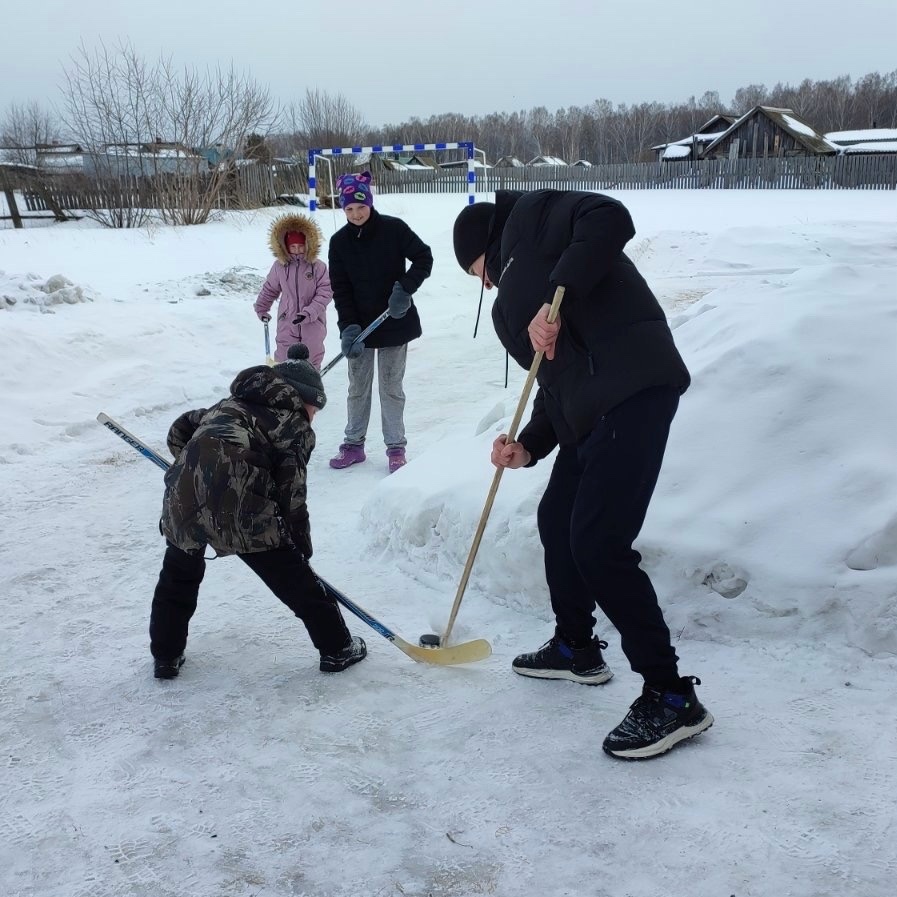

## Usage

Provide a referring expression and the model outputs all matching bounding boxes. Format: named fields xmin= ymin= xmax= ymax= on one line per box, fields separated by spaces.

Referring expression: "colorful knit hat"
xmin=336 ymin=171 xmax=374 ymax=209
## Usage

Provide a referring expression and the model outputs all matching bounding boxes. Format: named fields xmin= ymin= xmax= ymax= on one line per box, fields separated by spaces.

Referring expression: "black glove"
xmin=388 ymin=282 xmax=413 ymax=319
xmin=259 ymin=313 xmax=271 ymax=324
xmin=292 ymin=310 xmax=308 ymax=325
xmin=294 ymin=528 xmax=313 ymax=560
xmin=341 ymin=324 xmax=365 ymax=359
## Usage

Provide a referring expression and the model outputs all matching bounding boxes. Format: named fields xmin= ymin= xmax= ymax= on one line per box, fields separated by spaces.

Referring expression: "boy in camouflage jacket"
xmin=150 ymin=344 xmax=366 ymax=679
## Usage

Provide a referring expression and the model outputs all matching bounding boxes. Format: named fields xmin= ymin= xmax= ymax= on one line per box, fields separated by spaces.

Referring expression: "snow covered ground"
xmin=1 ymin=190 xmax=895 ymax=897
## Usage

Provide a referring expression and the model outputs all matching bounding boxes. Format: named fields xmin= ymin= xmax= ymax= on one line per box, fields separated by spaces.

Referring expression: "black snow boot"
xmin=320 ymin=636 xmax=367 ymax=673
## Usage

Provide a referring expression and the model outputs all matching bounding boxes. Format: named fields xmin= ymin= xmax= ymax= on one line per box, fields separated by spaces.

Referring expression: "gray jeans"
xmin=343 ymin=344 xmax=408 ymax=448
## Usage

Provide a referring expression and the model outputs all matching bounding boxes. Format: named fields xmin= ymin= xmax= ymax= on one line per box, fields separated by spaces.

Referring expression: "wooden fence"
xmin=14 ymin=153 xmax=896 ymax=221
xmin=20 ymin=161 xmax=309 ymax=215
xmin=375 ymin=154 xmax=897 ymax=193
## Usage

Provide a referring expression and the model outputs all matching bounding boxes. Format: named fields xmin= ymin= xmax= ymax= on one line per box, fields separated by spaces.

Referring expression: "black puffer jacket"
xmin=328 ymin=208 xmax=433 ymax=349
xmin=488 ymin=190 xmax=690 ymax=462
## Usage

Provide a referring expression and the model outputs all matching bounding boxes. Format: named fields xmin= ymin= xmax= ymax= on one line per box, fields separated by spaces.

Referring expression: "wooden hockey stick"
xmin=434 ymin=285 xmax=566 ymax=647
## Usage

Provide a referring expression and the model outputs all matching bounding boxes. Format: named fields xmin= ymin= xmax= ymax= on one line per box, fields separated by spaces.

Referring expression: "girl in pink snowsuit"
xmin=255 ymin=213 xmax=333 ymax=368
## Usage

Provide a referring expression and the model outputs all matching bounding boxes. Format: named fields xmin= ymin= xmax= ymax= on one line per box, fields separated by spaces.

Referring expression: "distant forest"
xmin=272 ymin=71 xmax=897 ymax=164
xmin=3 ymin=58 xmax=896 ymax=166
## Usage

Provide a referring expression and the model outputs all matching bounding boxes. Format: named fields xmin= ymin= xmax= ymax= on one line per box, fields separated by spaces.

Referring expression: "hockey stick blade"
xmin=98 ymin=412 xmax=493 ymax=666
xmin=320 ymin=579 xmax=492 ymax=666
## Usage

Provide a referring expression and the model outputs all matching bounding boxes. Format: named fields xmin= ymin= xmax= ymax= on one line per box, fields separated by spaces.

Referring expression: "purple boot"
xmin=386 ymin=446 xmax=407 ymax=474
xmin=330 ymin=443 xmax=366 ymax=469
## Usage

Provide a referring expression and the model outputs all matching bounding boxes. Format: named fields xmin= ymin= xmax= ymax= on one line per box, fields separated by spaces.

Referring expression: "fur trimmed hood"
xmin=268 ymin=213 xmax=323 ymax=264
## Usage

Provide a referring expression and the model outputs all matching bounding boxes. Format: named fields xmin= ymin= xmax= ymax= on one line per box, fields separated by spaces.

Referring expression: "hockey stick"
xmin=96 ymin=412 xmax=492 ymax=667
xmin=263 ymin=320 xmax=275 ymax=366
xmin=423 ymin=285 xmax=566 ymax=648
xmin=320 ymin=309 xmax=391 ymax=376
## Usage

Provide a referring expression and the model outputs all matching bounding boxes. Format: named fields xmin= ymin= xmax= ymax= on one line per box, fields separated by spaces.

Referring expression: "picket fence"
xmin=18 ymin=153 xmax=896 ymax=219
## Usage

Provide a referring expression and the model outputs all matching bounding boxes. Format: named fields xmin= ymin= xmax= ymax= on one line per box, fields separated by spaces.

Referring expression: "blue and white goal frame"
xmin=307 ymin=141 xmax=477 ymax=211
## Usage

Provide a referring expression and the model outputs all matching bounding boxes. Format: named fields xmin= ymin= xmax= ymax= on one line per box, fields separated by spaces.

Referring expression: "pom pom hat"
xmin=273 ymin=344 xmax=327 ymax=409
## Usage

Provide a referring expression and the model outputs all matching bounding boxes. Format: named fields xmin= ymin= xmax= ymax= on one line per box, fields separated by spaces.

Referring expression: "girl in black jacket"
xmin=453 ymin=191 xmax=713 ymax=760
xmin=328 ymin=171 xmax=433 ymax=474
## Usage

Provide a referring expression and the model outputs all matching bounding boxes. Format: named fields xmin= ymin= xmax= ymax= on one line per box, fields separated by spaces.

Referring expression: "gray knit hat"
xmin=273 ymin=344 xmax=326 ymax=409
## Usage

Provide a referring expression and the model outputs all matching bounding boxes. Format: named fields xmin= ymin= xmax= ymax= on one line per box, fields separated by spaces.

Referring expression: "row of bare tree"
xmin=272 ymin=73 xmax=897 ymax=165
xmin=2 ymin=41 xmax=895 ymax=225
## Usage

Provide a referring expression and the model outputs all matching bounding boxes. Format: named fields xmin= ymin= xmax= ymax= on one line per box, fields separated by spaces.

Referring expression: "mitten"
xmin=341 ymin=324 xmax=365 ymax=359
xmin=388 ymin=282 xmax=412 ymax=319
xmin=259 ymin=313 xmax=271 ymax=323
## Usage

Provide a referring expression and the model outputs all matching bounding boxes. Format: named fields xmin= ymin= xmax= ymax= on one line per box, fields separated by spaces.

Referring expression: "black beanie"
xmin=453 ymin=202 xmax=495 ymax=272
xmin=273 ymin=344 xmax=327 ymax=409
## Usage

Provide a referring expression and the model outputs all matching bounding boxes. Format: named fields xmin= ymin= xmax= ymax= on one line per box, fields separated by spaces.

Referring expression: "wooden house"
xmin=702 ymin=107 xmax=836 ymax=160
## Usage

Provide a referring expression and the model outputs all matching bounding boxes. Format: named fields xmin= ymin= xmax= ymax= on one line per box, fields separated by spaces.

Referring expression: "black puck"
xmin=418 ymin=633 xmax=441 ymax=648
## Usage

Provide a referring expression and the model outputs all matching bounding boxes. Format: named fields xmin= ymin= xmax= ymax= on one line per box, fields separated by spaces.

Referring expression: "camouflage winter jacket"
xmin=160 ymin=365 xmax=315 ymax=557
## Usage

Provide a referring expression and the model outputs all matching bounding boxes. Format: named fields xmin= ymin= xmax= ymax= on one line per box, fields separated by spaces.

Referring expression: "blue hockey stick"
xmin=96 ymin=412 xmax=491 ymax=666
xmin=320 ymin=309 xmax=391 ymax=376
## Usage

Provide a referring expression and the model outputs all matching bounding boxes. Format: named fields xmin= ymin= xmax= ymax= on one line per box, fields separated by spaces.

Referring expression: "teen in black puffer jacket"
xmin=453 ymin=192 xmax=713 ymax=762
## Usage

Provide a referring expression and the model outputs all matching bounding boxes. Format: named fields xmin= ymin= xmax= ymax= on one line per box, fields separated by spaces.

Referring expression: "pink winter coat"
xmin=254 ymin=213 xmax=333 ymax=368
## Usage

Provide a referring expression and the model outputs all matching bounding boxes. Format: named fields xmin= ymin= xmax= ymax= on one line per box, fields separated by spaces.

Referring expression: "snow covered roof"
xmin=571 ymin=159 xmax=593 ymax=167
xmin=825 ymin=128 xmax=897 ymax=145
xmin=840 ymin=140 xmax=897 ymax=154
xmin=438 ymin=159 xmax=491 ymax=168
xmin=35 ymin=143 xmax=83 ymax=154
xmin=527 ymin=155 xmax=568 ymax=166
xmin=653 ymin=131 xmax=727 ymax=151
xmin=0 ymin=161 xmax=40 ymax=171
xmin=494 ymin=155 xmax=524 ymax=167
xmin=662 ymin=144 xmax=692 ymax=160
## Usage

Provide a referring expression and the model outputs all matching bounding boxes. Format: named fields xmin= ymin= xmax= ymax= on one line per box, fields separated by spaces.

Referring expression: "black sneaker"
xmin=512 ymin=634 xmax=613 ymax=685
xmin=320 ymin=636 xmax=367 ymax=673
xmin=154 ymin=654 xmax=185 ymax=680
xmin=602 ymin=675 xmax=714 ymax=760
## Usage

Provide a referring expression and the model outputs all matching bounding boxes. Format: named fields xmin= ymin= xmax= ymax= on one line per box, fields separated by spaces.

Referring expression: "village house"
xmin=701 ymin=107 xmax=836 ymax=160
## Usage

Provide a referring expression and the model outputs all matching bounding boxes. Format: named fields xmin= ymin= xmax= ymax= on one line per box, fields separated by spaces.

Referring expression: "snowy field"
xmin=1 ymin=189 xmax=895 ymax=897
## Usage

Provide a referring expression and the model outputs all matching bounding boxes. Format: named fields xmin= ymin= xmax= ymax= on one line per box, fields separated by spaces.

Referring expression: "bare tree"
xmin=0 ymin=101 xmax=61 ymax=165
xmin=286 ymin=89 xmax=366 ymax=156
xmin=59 ymin=40 xmax=279 ymax=227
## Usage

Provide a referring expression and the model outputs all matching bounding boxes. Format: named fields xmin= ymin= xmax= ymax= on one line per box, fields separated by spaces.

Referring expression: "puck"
xmin=418 ymin=633 xmax=441 ymax=648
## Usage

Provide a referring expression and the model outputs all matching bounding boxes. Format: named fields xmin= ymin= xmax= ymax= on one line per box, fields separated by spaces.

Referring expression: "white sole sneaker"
xmin=512 ymin=665 xmax=614 ymax=686
xmin=604 ymin=710 xmax=715 ymax=760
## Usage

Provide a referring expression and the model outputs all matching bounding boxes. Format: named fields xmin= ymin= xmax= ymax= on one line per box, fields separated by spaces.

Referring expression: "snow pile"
xmin=0 ymin=270 xmax=95 ymax=310
xmin=362 ymin=228 xmax=897 ymax=657
xmin=191 ymin=265 xmax=264 ymax=297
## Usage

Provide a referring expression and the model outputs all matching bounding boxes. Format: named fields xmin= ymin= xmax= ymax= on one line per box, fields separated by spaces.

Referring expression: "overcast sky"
xmin=2 ymin=0 xmax=895 ymax=129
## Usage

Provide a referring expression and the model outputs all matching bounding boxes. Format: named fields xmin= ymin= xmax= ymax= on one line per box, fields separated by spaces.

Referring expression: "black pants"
xmin=149 ymin=543 xmax=351 ymax=661
xmin=537 ymin=386 xmax=681 ymax=686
